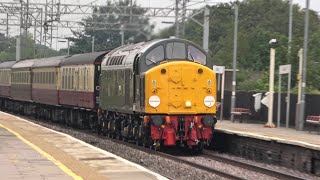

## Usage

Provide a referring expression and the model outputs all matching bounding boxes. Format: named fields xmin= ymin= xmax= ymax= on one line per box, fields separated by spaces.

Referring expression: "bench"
xmin=306 ymin=116 xmax=320 ymax=134
xmin=231 ymin=108 xmax=251 ymax=123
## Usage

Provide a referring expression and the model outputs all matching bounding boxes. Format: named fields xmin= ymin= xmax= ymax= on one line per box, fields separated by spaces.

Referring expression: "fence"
xmin=218 ymin=91 xmax=320 ymax=127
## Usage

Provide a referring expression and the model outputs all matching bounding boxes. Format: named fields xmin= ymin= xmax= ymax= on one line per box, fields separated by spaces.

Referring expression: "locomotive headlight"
xmin=204 ymin=95 xmax=215 ymax=107
xmin=185 ymin=101 xmax=192 ymax=107
xmin=149 ymin=95 xmax=160 ymax=108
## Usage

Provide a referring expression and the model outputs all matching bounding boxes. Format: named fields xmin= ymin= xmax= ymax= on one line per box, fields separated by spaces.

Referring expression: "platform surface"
xmin=0 ymin=127 xmax=73 ymax=180
xmin=0 ymin=111 xmax=166 ymax=180
xmin=216 ymin=120 xmax=320 ymax=151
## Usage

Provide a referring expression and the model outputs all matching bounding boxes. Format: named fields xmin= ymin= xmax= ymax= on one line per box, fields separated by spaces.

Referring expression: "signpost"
xmin=277 ymin=64 xmax=292 ymax=128
xmin=213 ymin=66 xmax=225 ymax=120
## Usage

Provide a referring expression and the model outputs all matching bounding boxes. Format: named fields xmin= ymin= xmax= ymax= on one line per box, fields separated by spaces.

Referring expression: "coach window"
xmin=44 ymin=72 xmax=46 ymax=84
xmin=62 ymin=69 xmax=65 ymax=89
xmin=53 ymin=72 xmax=55 ymax=84
xmin=188 ymin=45 xmax=206 ymax=65
xmin=68 ymin=68 xmax=71 ymax=89
xmin=48 ymin=72 xmax=51 ymax=84
xmin=66 ymin=69 xmax=68 ymax=89
xmin=66 ymin=69 xmax=69 ymax=89
xmin=51 ymin=72 xmax=53 ymax=84
xmin=50 ymin=72 xmax=53 ymax=84
xmin=65 ymin=69 xmax=67 ymax=89
xmin=40 ymin=72 xmax=42 ymax=84
xmin=145 ymin=45 xmax=164 ymax=65
xmin=166 ymin=42 xmax=186 ymax=60
xmin=47 ymin=72 xmax=50 ymax=84
xmin=72 ymin=68 xmax=75 ymax=89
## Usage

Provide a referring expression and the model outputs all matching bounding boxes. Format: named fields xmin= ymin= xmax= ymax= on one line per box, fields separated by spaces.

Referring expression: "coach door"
xmin=133 ymin=54 xmax=140 ymax=111
xmin=94 ymin=64 xmax=101 ymax=107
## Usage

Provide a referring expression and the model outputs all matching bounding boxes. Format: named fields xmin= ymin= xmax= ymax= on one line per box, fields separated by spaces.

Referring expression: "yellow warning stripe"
xmin=0 ymin=123 xmax=83 ymax=180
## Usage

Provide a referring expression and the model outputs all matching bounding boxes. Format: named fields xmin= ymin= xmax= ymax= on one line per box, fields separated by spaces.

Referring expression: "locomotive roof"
xmin=0 ymin=61 xmax=16 ymax=69
xmin=102 ymin=38 xmax=208 ymax=66
xmin=137 ymin=38 xmax=204 ymax=53
xmin=33 ymin=56 xmax=66 ymax=68
xmin=60 ymin=51 xmax=109 ymax=66
xmin=12 ymin=59 xmax=37 ymax=69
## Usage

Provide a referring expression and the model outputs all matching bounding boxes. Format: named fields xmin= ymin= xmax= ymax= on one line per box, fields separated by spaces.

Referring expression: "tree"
xmin=0 ymin=33 xmax=61 ymax=62
xmin=156 ymin=0 xmax=320 ymax=93
xmin=69 ymin=0 xmax=153 ymax=54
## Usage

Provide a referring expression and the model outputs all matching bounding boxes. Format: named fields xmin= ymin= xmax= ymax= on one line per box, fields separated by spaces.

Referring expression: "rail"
xmin=202 ymin=150 xmax=306 ymax=180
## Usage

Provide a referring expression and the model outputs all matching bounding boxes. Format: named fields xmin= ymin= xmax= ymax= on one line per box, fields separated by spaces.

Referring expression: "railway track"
xmin=86 ymin=131 xmax=245 ymax=180
xmin=26 ymin=116 xmax=245 ymax=180
xmin=202 ymin=150 xmax=305 ymax=180
xmin=13 ymin=114 xmax=308 ymax=180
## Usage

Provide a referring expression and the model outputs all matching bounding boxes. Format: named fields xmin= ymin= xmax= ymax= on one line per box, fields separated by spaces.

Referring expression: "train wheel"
xmin=122 ymin=136 xmax=128 ymax=142
xmin=142 ymin=137 xmax=149 ymax=148
xmin=135 ymin=138 xmax=141 ymax=146
xmin=106 ymin=132 xmax=111 ymax=138
xmin=116 ymin=133 xmax=122 ymax=140
xmin=151 ymin=140 xmax=161 ymax=151
xmin=193 ymin=141 xmax=204 ymax=154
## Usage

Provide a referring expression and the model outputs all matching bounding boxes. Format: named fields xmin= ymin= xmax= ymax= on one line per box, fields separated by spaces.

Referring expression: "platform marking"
xmin=0 ymin=123 xmax=83 ymax=180
xmin=0 ymin=111 xmax=168 ymax=180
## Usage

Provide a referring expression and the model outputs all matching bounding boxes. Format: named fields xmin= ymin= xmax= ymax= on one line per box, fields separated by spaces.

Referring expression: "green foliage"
xmin=69 ymin=0 xmax=153 ymax=54
xmin=0 ymin=33 xmax=61 ymax=62
xmin=156 ymin=0 xmax=320 ymax=94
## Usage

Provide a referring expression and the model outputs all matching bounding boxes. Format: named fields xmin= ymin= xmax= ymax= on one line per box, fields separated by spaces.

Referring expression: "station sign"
xmin=213 ymin=66 xmax=225 ymax=74
xmin=279 ymin=64 xmax=291 ymax=75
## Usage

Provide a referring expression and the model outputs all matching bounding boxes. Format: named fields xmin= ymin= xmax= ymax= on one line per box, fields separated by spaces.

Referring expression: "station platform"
xmin=0 ymin=111 xmax=166 ymax=180
xmin=215 ymin=120 xmax=320 ymax=151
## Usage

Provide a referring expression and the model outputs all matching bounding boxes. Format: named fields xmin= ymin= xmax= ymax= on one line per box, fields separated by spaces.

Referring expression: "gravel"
xmin=26 ymin=118 xmax=227 ymax=180
xmin=205 ymin=151 xmax=320 ymax=180
xmin=17 ymin=116 xmax=320 ymax=180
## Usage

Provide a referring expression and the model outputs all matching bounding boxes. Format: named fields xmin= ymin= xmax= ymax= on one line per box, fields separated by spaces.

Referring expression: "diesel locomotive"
xmin=0 ymin=38 xmax=217 ymax=152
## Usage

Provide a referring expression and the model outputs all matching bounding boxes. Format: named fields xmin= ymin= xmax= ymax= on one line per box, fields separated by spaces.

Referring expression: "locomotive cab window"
xmin=145 ymin=45 xmax=164 ymax=65
xmin=188 ymin=45 xmax=206 ymax=65
xmin=166 ymin=42 xmax=186 ymax=59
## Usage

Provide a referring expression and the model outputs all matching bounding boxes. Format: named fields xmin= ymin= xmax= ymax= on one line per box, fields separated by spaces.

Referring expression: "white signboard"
xmin=279 ymin=64 xmax=291 ymax=75
xmin=252 ymin=93 xmax=262 ymax=112
xmin=213 ymin=66 xmax=225 ymax=74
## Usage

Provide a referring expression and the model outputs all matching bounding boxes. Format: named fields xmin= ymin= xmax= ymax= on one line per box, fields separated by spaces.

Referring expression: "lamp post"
xmin=297 ymin=0 xmax=310 ymax=131
xmin=230 ymin=4 xmax=238 ymax=122
xmin=265 ymin=39 xmax=277 ymax=128
xmin=92 ymin=36 xmax=95 ymax=52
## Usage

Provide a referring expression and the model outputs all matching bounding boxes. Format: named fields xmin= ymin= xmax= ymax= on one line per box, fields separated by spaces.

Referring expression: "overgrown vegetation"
xmin=0 ymin=33 xmax=61 ymax=61
xmin=1 ymin=0 xmax=319 ymax=93
xmin=156 ymin=0 xmax=320 ymax=93
xmin=68 ymin=0 xmax=153 ymax=54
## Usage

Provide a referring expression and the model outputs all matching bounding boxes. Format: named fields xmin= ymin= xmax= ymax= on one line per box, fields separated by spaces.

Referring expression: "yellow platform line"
xmin=0 ymin=123 xmax=83 ymax=180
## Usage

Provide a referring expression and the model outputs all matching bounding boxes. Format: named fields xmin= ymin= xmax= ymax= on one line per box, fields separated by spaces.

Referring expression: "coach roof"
xmin=12 ymin=59 xmax=36 ymax=69
xmin=0 ymin=61 xmax=16 ymax=69
xmin=60 ymin=51 xmax=109 ymax=66
xmin=33 ymin=56 xmax=66 ymax=68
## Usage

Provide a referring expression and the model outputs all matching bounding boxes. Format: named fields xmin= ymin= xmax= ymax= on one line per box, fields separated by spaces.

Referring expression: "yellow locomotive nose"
xmin=144 ymin=61 xmax=217 ymax=115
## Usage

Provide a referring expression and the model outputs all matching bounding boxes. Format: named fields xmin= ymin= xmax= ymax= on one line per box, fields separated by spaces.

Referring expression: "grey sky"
xmin=57 ymin=0 xmax=320 ymax=49
xmin=1 ymin=0 xmax=319 ymax=50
